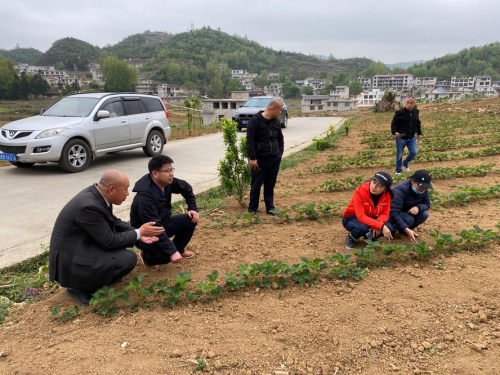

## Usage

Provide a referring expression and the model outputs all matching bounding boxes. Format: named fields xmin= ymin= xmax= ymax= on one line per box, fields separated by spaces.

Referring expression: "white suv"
xmin=0 ymin=93 xmax=171 ymax=172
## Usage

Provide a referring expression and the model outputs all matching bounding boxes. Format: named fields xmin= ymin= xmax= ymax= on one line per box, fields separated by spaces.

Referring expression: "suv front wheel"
xmin=143 ymin=130 xmax=164 ymax=157
xmin=281 ymin=115 xmax=288 ymax=128
xmin=59 ymin=139 xmax=91 ymax=173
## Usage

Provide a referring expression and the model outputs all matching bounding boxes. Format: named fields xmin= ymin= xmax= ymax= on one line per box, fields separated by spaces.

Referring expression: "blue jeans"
xmin=342 ymin=216 xmax=394 ymax=240
xmin=395 ymin=137 xmax=418 ymax=173
xmin=398 ymin=211 xmax=429 ymax=230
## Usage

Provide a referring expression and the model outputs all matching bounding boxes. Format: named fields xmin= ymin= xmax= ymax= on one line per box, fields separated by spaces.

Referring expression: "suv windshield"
xmin=43 ymin=97 xmax=100 ymax=117
xmin=244 ymin=98 xmax=272 ymax=107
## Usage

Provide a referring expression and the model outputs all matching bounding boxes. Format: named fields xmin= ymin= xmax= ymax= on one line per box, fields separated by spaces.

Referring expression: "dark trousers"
xmin=342 ymin=216 xmax=394 ymax=240
xmin=81 ymin=249 xmax=136 ymax=293
xmin=398 ymin=211 xmax=429 ymax=230
xmin=140 ymin=214 xmax=197 ymax=265
xmin=112 ymin=250 xmax=137 ymax=283
xmin=248 ymin=154 xmax=282 ymax=213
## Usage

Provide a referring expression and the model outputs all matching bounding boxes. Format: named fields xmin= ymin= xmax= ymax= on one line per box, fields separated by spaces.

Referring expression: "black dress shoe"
xmin=266 ymin=210 xmax=280 ymax=217
xmin=66 ymin=288 xmax=92 ymax=306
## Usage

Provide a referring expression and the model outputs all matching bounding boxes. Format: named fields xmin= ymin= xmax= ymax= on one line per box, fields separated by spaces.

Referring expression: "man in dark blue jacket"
xmin=130 ymin=155 xmax=199 ymax=270
xmin=391 ymin=97 xmax=422 ymax=175
xmin=390 ymin=170 xmax=433 ymax=243
xmin=246 ymin=97 xmax=284 ymax=215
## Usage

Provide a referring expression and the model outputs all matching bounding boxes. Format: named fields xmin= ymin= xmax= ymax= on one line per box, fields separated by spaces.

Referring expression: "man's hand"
xmin=395 ymin=132 xmax=403 ymax=138
xmin=417 ymin=135 xmax=422 ymax=140
xmin=249 ymin=159 xmax=259 ymax=170
xmin=404 ymin=228 xmax=419 ymax=243
xmin=188 ymin=210 xmax=199 ymax=223
xmin=139 ymin=236 xmax=159 ymax=244
xmin=139 ymin=222 xmax=165 ymax=237
xmin=407 ymin=206 xmax=420 ymax=215
xmin=170 ymin=251 xmax=182 ymax=264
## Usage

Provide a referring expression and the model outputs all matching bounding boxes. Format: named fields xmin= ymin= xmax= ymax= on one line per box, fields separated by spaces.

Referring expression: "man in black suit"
xmin=49 ymin=170 xmax=164 ymax=306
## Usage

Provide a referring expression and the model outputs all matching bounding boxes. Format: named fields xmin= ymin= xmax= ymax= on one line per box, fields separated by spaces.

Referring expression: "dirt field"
xmin=1 ymin=99 xmax=500 ymax=374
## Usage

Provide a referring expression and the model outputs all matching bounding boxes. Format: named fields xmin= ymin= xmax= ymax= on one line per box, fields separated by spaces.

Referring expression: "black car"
xmin=232 ymin=96 xmax=288 ymax=131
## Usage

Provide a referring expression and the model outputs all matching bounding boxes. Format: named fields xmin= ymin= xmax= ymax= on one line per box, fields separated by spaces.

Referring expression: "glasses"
xmin=157 ymin=168 xmax=175 ymax=173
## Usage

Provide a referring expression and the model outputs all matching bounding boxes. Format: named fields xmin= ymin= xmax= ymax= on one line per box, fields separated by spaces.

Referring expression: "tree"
xmin=20 ymin=71 xmax=30 ymax=100
xmin=282 ymin=81 xmax=300 ymax=98
xmin=226 ymin=79 xmax=245 ymax=93
xmin=303 ymin=86 xmax=314 ymax=95
xmin=71 ymin=81 xmax=80 ymax=93
xmin=88 ymin=81 xmax=100 ymax=90
xmin=217 ymin=118 xmax=251 ymax=205
xmin=348 ymin=81 xmax=363 ymax=97
xmin=319 ymin=71 xmax=328 ymax=79
xmin=102 ymin=56 xmax=137 ymax=92
xmin=0 ymin=58 xmax=16 ymax=99
xmin=31 ymin=73 xmax=46 ymax=99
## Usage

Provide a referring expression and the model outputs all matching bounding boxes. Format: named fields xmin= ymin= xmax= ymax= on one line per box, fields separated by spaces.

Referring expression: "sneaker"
xmin=403 ymin=165 xmax=410 ymax=172
xmin=395 ymin=172 xmax=401 ymax=175
xmin=345 ymin=234 xmax=356 ymax=250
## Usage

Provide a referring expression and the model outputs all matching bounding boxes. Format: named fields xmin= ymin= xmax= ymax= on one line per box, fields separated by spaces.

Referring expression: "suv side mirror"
xmin=95 ymin=110 xmax=110 ymax=121
xmin=40 ymin=108 xmax=46 ymax=115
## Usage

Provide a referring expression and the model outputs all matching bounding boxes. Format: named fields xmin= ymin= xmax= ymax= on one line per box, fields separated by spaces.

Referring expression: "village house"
xmin=200 ymin=91 xmax=249 ymax=125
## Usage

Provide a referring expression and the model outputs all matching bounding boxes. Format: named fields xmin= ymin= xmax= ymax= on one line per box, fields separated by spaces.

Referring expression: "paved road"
xmin=0 ymin=116 xmax=343 ymax=268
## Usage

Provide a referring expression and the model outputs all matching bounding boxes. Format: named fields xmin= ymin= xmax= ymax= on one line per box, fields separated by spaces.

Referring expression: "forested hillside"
xmin=0 ymin=47 xmax=42 ymax=65
xmin=408 ymin=42 xmax=500 ymax=80
xmin=103 ymin=31 xmax=174 ymax=59
xmin=35 ymin=37 xmax=102 ymax=71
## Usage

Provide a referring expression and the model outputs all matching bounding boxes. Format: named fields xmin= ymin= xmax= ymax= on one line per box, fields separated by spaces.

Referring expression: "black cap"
xmin=372 ymin=171 xmax=393 ymax=188
xmin=411 ymin=170 xmax=433 ymax=189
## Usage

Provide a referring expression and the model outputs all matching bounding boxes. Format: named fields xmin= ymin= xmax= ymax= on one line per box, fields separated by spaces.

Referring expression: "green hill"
xmin=103 ymin=31 xmax=174 ymax=59
xmin=156 ymin=27 xmax=370 ymax=75
xmin=0 ymin=47 xmax=43 ymax=65
xmin=35 ymin=37 xmax=102 ymax=71
xmin=408 ymin=42 xmax=500 ymax=80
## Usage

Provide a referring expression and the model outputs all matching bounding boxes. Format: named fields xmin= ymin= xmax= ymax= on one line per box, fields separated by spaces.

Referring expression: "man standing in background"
xmin=391 ymin=96 xmax=422 ymax=175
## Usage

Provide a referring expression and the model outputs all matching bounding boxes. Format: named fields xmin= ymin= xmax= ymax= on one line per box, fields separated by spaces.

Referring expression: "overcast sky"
xmin=2 ymin=0 xmax=499 ymax=64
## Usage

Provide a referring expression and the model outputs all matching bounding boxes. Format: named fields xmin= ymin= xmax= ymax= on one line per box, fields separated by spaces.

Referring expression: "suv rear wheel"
xmin=143 ymin=130 xmax=164 ymax=157
xmin=58 ymin=139 xmax=91 ymax=173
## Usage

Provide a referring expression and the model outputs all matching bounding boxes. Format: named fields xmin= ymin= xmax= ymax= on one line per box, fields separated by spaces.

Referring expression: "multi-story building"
xmin=136 ymin=80 xmax=157 ymax=95
xmin=415 ymin=77 xmax=437 ymax=91
xmin=372 ymin=74 xmax=414 ymax=90
xmin=201 ymin=91 xmax=249 ymax=125
xmin=351 ymin=77 xmax=372 ymax=89
xmin=473 ymin=76 xmax=492 ymax=89
xmin=15 ymin=63 xmax=83 ymax=86
xmin=330 ymin=86 xmax=349 ymax=99
xmin=450 ymin=76 xmax=474 ymax=90
xmin=301 ymin=95 xmax=358 ymax=113
xmin=231 ymin=69 xmax=246 ymax=78
xmin=361 ymin=89 xmax=384 ymax=106
xmin=264 ymin=83 xmax=282 ymax=96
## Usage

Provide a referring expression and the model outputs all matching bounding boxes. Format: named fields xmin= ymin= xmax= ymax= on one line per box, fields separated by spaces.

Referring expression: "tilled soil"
xmin=1 ymin=99 xmax=500 ymax=375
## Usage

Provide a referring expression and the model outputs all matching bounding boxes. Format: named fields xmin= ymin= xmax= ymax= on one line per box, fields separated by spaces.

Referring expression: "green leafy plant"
xmin=192 ymin=357 xmax=207 ymax=372
xmin=89 ymin=286 xmax=130 ymax=317
xmin=50 ymin=305 xmax=84 ymax=322
xmin=157 ymin=272 xmax=192 ymax=307
xmin=124 ymin=274 xmax=157 ymax=310
xmin=190 ymin=271 xmax=222 ymax=302
xmin=217 ymin=118 xmax=251 ymax=205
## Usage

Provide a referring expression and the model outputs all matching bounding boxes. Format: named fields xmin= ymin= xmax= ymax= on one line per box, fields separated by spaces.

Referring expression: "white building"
xmin=415 ymin=77 xmax=437 ymax=91
xmin=301 ymin=95 xmax=358 ymax=113
xmin=361 ymin=89 xmax=384 ymax=106
xmin=372 ymin=74 xmax=414 ymax=90
xmin=351 ymin=77 xmax=372 ymax=89
xmin=330 ymin=86 xmax=349 ymax=99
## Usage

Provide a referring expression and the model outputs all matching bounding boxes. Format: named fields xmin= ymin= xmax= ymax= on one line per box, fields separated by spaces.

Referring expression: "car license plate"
xmin=242 ymin=120 xmax=248 ymax=125
xmin=0 ymin=153 xmax=16 ymax=161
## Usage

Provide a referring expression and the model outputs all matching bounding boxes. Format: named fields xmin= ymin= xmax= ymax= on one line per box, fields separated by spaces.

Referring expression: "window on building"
xmin=222 ymin=102 xmax=228 ymax=109
xmin=230 ymin=102 xmax=237 ymax=109
xmin=345 ymin=103 xmax=350 ymax=107
xmin=318 ymin=105 xmax=323 ymax=110
xmin=310 ymin=106 xmax=315 ymax=110
xmin=213 ymin=102 xmax=220 ymax=109
xmin=332 ymin=102 xmax=338 ymax=107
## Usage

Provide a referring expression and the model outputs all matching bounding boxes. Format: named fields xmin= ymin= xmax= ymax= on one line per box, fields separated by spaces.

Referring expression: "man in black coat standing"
xmin=246 ymin=97 xmax=284 ymax=215
xmin=49 ymin=170 xmax=164 ymax=306
xmin=130 ymin=155 xmax=199 ymax=270
xmin=391 ymin=96 xmax=422 ymax=175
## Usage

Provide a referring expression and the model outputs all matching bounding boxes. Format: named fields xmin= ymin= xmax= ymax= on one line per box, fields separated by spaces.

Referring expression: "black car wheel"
xmin=281 ymin=115 xmax=288 ymax=128
xmin=143 ymin=130 xmax=164 ymax=157
xmin=9 ymin=161 xmax=35 ymax=168
xmin=58 ymin=139 xmax=91 ymax=173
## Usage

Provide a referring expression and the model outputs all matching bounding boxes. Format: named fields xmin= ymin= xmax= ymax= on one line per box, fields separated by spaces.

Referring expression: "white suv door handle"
xmin=121 ymin=121 xmax=127 ymax=124
xmin=145 ymin=117 xmax=150 ymax=120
